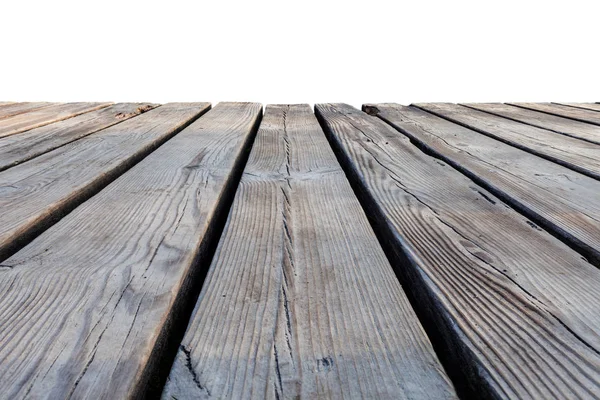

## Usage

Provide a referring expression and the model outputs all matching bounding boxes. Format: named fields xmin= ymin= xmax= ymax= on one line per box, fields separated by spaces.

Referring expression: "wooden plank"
xmin=0 ymin=102 xmax=111 ymax=138
xmin=162 ymin=104 xmax=456 ymax=399
xmin=365 ymin=103 xmax=600 ymax=268
xmin=0 ymin=103 xmax=210 ymax=261
xmin=415 ymin=103 xmax=600 ymax=180
xmin=0 ymin=102 xmax=261 ymax=398
xmin=0 ymin=102 xmax=55 ymax=120
xmin=316 ymin=103 xmax=600 ymax=399
xmin=463 ymin=103 xmax=600 ymax=145
xmin=510 ymin=102 xmax=600 ymax=126
xmin=0 ymin=103 xmax=158 ymax=172
xmin=555 ymin=103 xmax=600 ymax=113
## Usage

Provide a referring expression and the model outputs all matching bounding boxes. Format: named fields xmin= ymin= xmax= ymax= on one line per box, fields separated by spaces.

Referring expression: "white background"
xmin=1 ymin=0 xmax=598 ymax=108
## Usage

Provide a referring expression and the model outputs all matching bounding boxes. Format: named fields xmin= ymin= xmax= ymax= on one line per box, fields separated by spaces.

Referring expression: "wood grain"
xmin=463 ymin=103 xmax=600 ymax=145
xmin=316 ymin=103 xmax=600 ymax=399
xmin=0 ymin=102 xmax=111 ymax=138
xmin=0 ymin=102 xmax=262 ymax=399
xmin=0 ymin=103 xmax=209 ymax=261
xmin=163 ymin=104 xmax=456 ymax=400
xmin=555 ymin=103 xmax=600 ymax=113
xmin=0 ymin=103 xmax=158 ymax=172
xmin=0 ymin=102 xmax=55 ymax=120
xmin=365 ymin=103 xmax=600 ymax=267
xmin=415 ymin=103 xmax=600 ymax=180
xmin=510 ymin=102 xmax=600 ymax=126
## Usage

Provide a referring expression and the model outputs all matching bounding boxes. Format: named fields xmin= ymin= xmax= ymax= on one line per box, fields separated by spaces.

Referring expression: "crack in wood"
xmin=180 ymin=345 xmax=211 ymax=396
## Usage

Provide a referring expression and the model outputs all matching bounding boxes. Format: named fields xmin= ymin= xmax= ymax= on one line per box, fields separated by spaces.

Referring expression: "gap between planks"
xmin=0 ymin=103 xmax=158 ymax=172
xmin=461 ymin=103 xmax=600 ymax=146
xmin=0 ymin=103 xmax=112 ymax=138
xmin=414 ymin=103 xmax=600 ymax=181
xmin=0 ymin=103 xmax=210 ymax=262
xmin=162 ymin=104 xmax=456 ymax=399
xmin=0 ymin=103 xmax=262 ymax=399
xmin=509 ymin=102 xmax=600 ymax=126
xmin=365 ymin=103 xmax=600 ymax=268
xmin=316 ymin=103 xmax=600 ymax=399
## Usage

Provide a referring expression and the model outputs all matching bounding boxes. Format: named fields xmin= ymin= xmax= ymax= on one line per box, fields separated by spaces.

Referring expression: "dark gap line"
xmin=136 ymin=107 xmax=264 ymax=400
xmin=0 ymin=105 xmax=163 ymax=173
xmin=314 ymin=105 xmax=495 ymax=400
xmin=413 ymin=104 xmax=600 ymax=181
xmin=1 ymin=103 xmax=113 ymax=137
xmin=458 ymin=104 xmax=600 ymax=146
xmin=508 ymin=103 xmax=600 ymax=127
xmin=0 ymin=102 xmax=58 ymax=121
xmin=369 ymin=106 xmax=600 ymax=269
xmin=551 ymin=103 xmax=600 ymax=114
xmin=0 ymin=105 xmax=210 ymax=263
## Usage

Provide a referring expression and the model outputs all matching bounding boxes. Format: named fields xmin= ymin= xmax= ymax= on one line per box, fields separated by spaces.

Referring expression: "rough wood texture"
xmin=463 ymin=103 xmax=600 ymax=145
xmin=163 ymin=104 xmax=456 ymax=400
xmin=0 ymin=102 xmax=262 ymax=399
xmin=415 ymin=103 xmax=600 ymax=180
xmin=0 ymin=103 xmax=158 ymax=172
xmin=511 ymin=102 xmax=600 ymax=126
xmin=316 ymin=103 xmax=600 ymax=399
xmin=0 ymin=102 xmax=110 ymax=138
xmin=365 ymin=103 xmax=600 ymax=267
xmin=0 ymin=102 xmax=55 ymax=120
xmin=0 ymin=103 xmax=210 ymax=261
xmin=555 ymin=103 xmax=600 ymax=113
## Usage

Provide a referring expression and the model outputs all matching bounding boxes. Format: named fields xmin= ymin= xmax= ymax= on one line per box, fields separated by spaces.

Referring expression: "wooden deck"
xmin=0 ymin=101 xmax=599 ymax=399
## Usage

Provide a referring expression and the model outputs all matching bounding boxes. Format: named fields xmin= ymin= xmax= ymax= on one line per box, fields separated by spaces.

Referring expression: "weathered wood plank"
xmin=316 ymin=103 xmax=600 ymax=399
xmin=0 ymin=102 xmax=261 ymax=399
xmin=163 ymin=104 xmax=456 ymax=399
xmin=0 ymin=103 xmax=157 ymax=172
xmin=0 ymin=102 xmax=55 ymax=120
xmin=415 ymin=103 xmax=600 ymax=180
xmin=463 ymin=103 xmax=600 ymax=145
xmin=555 ymin=103 xmax=600 ymax=113
xmin=0 ymin=103 xmax=209 ymax=261
xmin=365 ymin=103 xmax=600 ymax=268
xmin=510 ymin=102 xmax=600 ymax=126
xmin=0 ymin=102 xmax=111 ymax=138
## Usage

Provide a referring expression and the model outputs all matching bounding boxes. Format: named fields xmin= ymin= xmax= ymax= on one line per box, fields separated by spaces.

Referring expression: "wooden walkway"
xmin=0 ymin=101 xmax=599 ymax=399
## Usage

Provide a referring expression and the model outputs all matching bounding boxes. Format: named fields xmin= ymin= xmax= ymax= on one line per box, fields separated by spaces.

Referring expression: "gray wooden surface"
xmin=0 ymin=102 xmax=110 ymax=138
xmin=415 ymin=103 xmax=600 ymax=180
xmin=0 ymin=103 xmax=209 ymax=262
xmin=316 ymin=103 xmax=600 ymax=399
xmin=163 ymin=104 xmax=456 ymax=400
xmin=463 ymin=102 xmax=600 ymax=145
xmin=0 ymin=102 xmax=55 ymax=120
xmin=511 ymin=102 xmax=600 ymax=126
xmin=0 ymin=102 xmax=261 ymax=399
xmin=0 ymin=103 xmax=157 ymax=172
xmin=557 ymin=103 xmax=600 ymax=112
xmin=0 ymin=100 xmax=599 ymax=399
xmin=365 ymin=103 xmax=600 ymax=267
